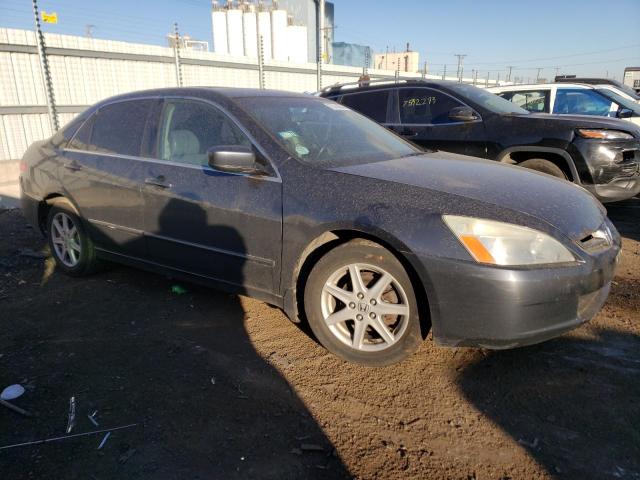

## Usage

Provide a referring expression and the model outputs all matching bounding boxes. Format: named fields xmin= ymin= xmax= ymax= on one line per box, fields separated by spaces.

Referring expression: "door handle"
xmin=145 ymin=175 xmax=172 ymax=189
xmin=63 ymin=161 xmax=82 ymax=171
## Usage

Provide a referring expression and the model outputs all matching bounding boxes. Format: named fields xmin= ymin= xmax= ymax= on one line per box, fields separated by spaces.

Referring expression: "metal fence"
xmin=0 ymin=27 xmax=494 ymax=186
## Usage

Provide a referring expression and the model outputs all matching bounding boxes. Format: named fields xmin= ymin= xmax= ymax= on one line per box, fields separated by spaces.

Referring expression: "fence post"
xmin=173 ymin=22 xmax=183 ymax=87
xmin=257 ymin=34 xmax=265 ymax=89
xmin=32 ymin=0 xmax=58 ymax=132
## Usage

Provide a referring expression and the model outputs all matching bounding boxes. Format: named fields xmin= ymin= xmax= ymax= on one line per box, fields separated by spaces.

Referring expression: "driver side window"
xmin=159 ymin=99 xmax=251 ymax=166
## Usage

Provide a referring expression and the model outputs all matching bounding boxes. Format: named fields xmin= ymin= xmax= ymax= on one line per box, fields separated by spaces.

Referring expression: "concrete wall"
xmin=0 ymin=27 xmax=486 ymax=189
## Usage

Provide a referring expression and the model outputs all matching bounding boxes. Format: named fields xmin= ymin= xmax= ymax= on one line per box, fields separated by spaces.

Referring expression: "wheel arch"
xmin=285 ymin=227 xmax=432 ymax=339
xmin=497 ymin=146 xmax=580 ymax=183
xmin=38 ymin=193 xmax=80 ymax=233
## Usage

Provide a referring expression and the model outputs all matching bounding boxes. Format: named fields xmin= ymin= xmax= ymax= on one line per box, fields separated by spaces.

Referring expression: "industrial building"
xmin=374 ymin=44 xmax=420 ymax=73
xmin=211 ymin=0 xmax=334 ymax=64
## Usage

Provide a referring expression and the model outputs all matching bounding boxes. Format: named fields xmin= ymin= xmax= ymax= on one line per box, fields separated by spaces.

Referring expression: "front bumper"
xmin=422 ymin=239 xmax=620 ymax=349
xmin=573 ymin=138 xmax=640 ymax=202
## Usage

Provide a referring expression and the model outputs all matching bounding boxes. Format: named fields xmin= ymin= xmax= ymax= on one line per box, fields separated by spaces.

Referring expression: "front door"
xmin=389 ymin=87 xmax=488 ymax=158
xmin=60 ymin=99 xmax=158 ymax=257
xmin=141 ymin=98 xmax=282 ymax=295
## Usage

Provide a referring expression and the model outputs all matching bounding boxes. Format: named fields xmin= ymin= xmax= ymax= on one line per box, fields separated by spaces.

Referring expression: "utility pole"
xmin=496 ymin=72 xmax=500 ymax=85
xmin=485 ymin=71 xmax=489 ymax=87
xmin=173 ymin=22 xmax=183 ymax=87
xmin=506 ymin=65 xmax=514 ymax=83
xmin=536 ymin=67 xmax=542 ymax=84
xmin=454 ymin=54 xmax=466 ymax=83
xmin=85 ymin=24 xmax=95 ymax=38
xmin=422 ymin=60 xmax=427 ymax=79
xmin=471 ymin=69 xmax=476 ymax=85
xmin=32 ymin=0 xmax=58 ymax=131
xmin=442 ymin=64 xmax=446 ymax=80
xmin=554 ymin=66 xmax=560 ymax=78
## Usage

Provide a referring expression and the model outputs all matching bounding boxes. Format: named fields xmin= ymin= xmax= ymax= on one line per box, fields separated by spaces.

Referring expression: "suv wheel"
xmin=519 ymin=158 xmax=567 ymax=179
xmin=304 ymin=239 xmax=423 ymax=366
xmin=47 ymin=203 xmax=99 ymax=276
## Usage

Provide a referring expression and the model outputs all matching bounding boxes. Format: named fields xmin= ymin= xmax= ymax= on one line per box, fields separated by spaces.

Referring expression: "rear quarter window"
xmin=340 ymin=90 xmax=389 ymax=123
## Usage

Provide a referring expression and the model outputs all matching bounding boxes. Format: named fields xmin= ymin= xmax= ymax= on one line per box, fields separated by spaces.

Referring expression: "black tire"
xmin=46 ymin=202 xmax=99 ymax=276
xmin=304 ymin=239 xmax=423 ymax=366
xmin=519 ymin=158 xmax=567 ymax=179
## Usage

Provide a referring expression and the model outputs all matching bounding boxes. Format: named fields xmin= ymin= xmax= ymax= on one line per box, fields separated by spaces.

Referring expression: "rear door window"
xmin=88 ymin=100 xmax=155 ymax=157
xmin=398 ymin=88 xmax=464 ymax=124
xmin=508 ymin=90 xmax=549 ymax=112
xmin=158 ymin=99 xmax=251 ymax=167
xmin=340 ymin=90 xmax=389 ymax=123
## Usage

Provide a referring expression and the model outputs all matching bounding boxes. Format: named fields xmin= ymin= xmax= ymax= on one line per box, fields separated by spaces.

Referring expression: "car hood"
xmin=331 ymin=152 xmax=606 ymax=241
xmin=518 ymin=113 xmax=640 ymax=134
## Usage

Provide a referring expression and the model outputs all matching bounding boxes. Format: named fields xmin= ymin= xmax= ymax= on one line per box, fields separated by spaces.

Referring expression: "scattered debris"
xmin=0 ymin=424 xmax=138 ymax=450
xmin=1 ymin=384 xmax=25 ymax=401
xmin=87 ymin=412 xmax=99 ymax=427
xmin=171 ymin=285 xmax=188 ymax=295
xmin=0 ymin=398 xmax=32 ymax=417
xmin=97 ymin=432 xmax=111 ymax=450
xmin=300 ymin=443 xmax=324 ymax=452
xmin=18 ymin=248 xmax=47 ymax=259
xmin=66 ymin=396 xmax=76 ymax=433
xmin=119 ymin=447 xmax=137 ymax=464
xmin=518 ymin=437 xmax=540 ymax=449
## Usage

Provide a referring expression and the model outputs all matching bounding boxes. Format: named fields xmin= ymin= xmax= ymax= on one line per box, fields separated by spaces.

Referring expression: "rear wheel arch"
xmin=289 ymin=229 xmax=432 ymax=339
xmin=38 ymin=194 xmax=82 ymax=233
xmin=498 ymin=147 xmax=579 ymax=182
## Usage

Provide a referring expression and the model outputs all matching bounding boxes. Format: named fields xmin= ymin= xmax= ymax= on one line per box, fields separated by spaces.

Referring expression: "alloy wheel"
xmin=50 ymin=212 xmax=82 ymax=268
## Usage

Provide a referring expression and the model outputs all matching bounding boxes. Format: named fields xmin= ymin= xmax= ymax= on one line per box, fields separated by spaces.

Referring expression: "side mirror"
xmin=618 ymin=108 xmax=633 ymax=119
xmin=449 ymin=106 xmax=479 ymax=122
xmin=207 ymin=145 xmax=264 ymax=174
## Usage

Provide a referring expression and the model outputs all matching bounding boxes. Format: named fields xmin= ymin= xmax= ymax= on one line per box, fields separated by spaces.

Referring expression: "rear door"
xmin=389 ymin=87 xmax=487 ymax=157
xmin=339 ymin=89 xmax=392 ymax=124
xmin=141 ymin=97 xmax=282 ymax=294
xmin=60 ymin=99 xmax=157 ymax=256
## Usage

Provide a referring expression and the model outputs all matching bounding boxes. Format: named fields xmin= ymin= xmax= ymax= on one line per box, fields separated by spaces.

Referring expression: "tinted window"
xmin=237 ymin=96 xmax=418 ymax=168
xmin=509 ymin=90 xmax=549 ymax=113
xmin=398 ymin=88 xmax=464 ymax=124
xmin=159 ymin=99 xmax=251 ymax=166
xmin=68 ymin=114 xmax=95 ymax=151
xmin=340 ymin=90 xmax=389 ymax=122
xmin=553 ymin=89 xmax=614 ymax=116
xmin=89 ymin=100 xmax=154 ymax=156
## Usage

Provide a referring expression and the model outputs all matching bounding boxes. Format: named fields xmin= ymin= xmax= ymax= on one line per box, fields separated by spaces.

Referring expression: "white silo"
xmin=286 ymin=25 xmax=307 ymax=64
xmin=257 ymin=10 xmax=272 ymax=60
xmin=211 ymin=7 xmax=228 ymax=54
xmin=226 ymin=8 xmax=244 ymax=57
xmin=271 ymin=8 xmax=288 ymax=62
xmin=243 ymin=9 xmax=257 ymax=58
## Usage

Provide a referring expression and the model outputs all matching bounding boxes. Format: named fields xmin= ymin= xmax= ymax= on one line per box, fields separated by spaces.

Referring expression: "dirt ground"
xmin=0 ymin=200 xmax=638 ymax=480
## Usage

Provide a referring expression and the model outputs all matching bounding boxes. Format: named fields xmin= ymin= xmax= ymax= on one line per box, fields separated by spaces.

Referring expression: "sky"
xmin=1 ymin=0 xmax=639 ymax=81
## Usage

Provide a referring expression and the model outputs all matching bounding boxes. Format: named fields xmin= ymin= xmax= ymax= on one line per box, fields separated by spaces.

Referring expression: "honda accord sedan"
xmin=20 ymin=87 xmax=620 ymax=366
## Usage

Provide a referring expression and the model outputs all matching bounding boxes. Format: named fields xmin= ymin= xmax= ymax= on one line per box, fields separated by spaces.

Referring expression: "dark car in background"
xmin=319 ymin=80 xmax=640 ymax=203
xmin=20 ymin=87 xmax=620 ymax=365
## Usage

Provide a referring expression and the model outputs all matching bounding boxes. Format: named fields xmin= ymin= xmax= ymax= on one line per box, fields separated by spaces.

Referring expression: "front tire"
xmin=519 ymin=158 xmax=567 ymax=179
xmin=304 ymin=239 xmax=423 ymax=366
xmin=47 ymin=203 xmax=99 ymax=276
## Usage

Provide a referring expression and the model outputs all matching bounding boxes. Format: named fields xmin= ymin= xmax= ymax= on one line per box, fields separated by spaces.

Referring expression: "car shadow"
xmin=607 ymin=197 xmax=640 ymax=242
xmin=1 ymin=198 xmax=350 ymax=479
xmin=456 ymin=326 xmax=640 ymax=478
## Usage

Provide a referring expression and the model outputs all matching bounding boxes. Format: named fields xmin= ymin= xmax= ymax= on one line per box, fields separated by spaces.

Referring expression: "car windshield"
xmin=596 ymin=88 xmax=640 ymax=115
xmin=449 ymin=83 xmax=530 ymax=115
xmin=236 ymin=96 xmax=420 ymax=167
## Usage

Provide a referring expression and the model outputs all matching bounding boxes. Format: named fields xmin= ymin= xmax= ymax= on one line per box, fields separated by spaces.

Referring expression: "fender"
xmin=496 ymin=146 xmax=581 ymax=184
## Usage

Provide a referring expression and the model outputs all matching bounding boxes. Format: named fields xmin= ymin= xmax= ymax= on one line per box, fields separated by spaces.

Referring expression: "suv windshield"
xmin=449 ymin=83 xmax=530 ymax=115
xmin=237 ymin=96 xmax=419 ymax=167
xmin=596 ymin=88 xmax=640 ymax=115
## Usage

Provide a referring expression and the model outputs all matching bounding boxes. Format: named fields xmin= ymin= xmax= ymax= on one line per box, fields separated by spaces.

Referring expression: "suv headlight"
xmin=443 ymin=215 xmax=575 ymax=266
xmin=576 ymin=129 xmax=633 ymax=140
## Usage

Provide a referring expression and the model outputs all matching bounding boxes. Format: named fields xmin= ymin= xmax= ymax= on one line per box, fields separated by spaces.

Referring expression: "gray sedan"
xmin=20 ymin=87 xmax=620 ymax=366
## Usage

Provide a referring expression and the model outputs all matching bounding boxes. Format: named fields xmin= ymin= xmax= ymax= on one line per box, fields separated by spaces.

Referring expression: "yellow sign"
xmin=41 ymin=11 xmax=58 ymax=24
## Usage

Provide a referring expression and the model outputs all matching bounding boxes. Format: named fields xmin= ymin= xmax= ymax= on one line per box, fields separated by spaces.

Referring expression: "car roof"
xmin=489 ymin=83 xmax=594 ymax=91
xmin=320 ymin=79 xmax=463 ymax=96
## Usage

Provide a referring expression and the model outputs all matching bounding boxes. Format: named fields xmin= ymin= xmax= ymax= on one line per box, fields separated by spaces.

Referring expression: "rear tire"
xmin=304 ymin=239 xmax=423 ymax=366
xmin=46 ymin=203 xmax=99 ymax=276
xmin=519 ymin=158 xmax=567 ymax=179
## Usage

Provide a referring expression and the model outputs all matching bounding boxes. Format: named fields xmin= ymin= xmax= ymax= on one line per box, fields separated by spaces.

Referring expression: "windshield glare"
xmin=237 ymin=97 xmax=419 ymax=167
xmin=596 ymin=88 xmax=640 ymax=115
xmin=450 ymin=83 xmax=530 ymax=115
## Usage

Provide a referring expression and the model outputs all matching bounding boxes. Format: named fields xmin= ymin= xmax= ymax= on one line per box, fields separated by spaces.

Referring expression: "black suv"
xmin=319 ymin=80 xmax=640 ymax=203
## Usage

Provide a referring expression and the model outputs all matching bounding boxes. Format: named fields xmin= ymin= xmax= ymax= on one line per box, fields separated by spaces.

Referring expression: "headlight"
xmin=443 ymin=215 xmax=575 ymax=266
xmin=576 ymin=129 xmax=633 ymax=140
